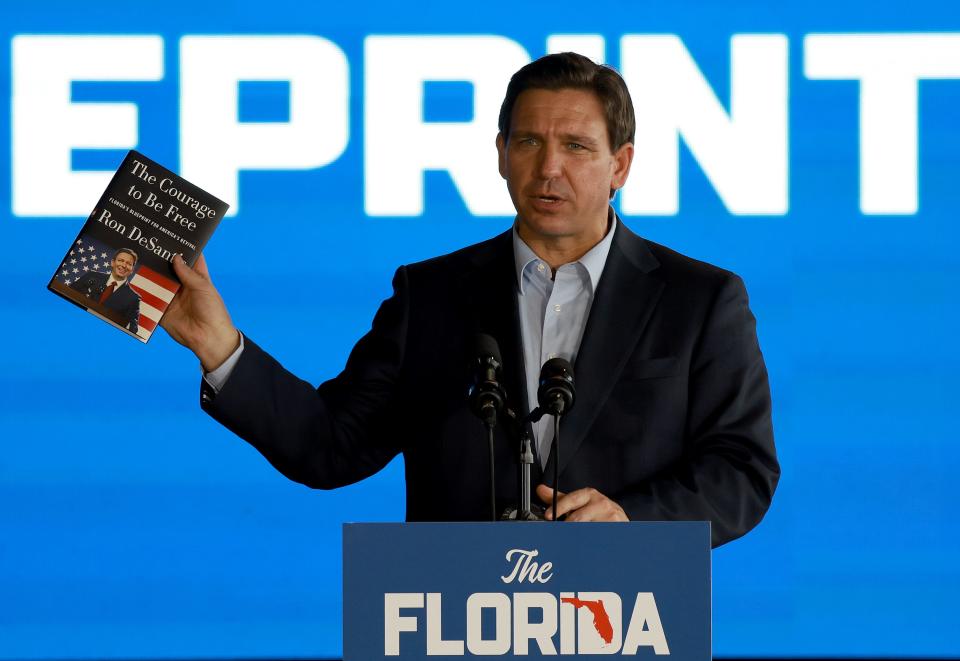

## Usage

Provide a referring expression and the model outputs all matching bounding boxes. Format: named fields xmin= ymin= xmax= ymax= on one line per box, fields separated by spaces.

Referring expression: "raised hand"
xmin=161 ymin=254 xmax=240 ymax=371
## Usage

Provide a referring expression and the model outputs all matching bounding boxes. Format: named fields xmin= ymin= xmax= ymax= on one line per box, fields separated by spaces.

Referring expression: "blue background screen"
xmin=1 ymin=0 xmax=958 ymax=657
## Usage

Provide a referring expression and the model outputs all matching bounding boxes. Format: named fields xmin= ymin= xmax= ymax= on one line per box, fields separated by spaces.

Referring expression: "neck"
xmin=518 ymin=213 xmax=610 ymax=271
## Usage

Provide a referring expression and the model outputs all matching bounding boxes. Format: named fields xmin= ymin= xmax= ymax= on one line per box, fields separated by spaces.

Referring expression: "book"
xmin=47 ymin=150 xmax=229 ymax=343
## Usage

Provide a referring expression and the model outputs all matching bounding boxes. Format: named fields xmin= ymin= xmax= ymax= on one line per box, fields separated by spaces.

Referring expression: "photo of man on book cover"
xmin=67 ymin=245 xmax=142 ymax=333
xmin=50 ymin=230 xmax=180 ymax=343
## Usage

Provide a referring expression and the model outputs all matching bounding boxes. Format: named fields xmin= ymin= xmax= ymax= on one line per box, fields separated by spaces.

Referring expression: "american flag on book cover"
xmin=129 ymin=263 xmax=179 ymax=340
xmin=55 ymin=237 xmax=180 ymax=340
xmin=55 ymin=237 xmax=112 ymax=286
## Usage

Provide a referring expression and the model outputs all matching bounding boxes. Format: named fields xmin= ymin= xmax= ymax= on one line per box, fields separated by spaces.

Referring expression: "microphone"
xmin=537 ymin=357 xmax=575 ymax=522
xmin=467 ymin=333 xmax=507 ymax=521
xmin=467 ymin=333 xmax=506 ymax=427
xmin=537 ymin=357 xmax=575 ymax=417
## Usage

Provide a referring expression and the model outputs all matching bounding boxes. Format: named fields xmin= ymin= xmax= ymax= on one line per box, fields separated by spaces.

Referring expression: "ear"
xmin=496 ymin=132 xmax=507 ymax=180
xmin=610 ymin=141 xmax=634 ymax=193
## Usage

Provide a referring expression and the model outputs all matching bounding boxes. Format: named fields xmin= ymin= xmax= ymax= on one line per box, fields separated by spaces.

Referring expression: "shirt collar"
xmin=106 ymin=274 xmax=127 ymax=288
xmin=512 ymin=207 xmax=617 ymax=295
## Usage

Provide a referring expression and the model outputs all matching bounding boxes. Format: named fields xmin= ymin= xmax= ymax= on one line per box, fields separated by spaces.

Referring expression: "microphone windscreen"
xmin=541 ymin=356 xmax=574 ymax=382
xmin=538 ymin=356 xmax=576 ymax=415
xmin=474 ymin=332 xmax=502 ymax=363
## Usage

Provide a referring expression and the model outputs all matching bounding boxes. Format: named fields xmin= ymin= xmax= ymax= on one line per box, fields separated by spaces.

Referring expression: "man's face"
xmin=110 ymin=252 xmax=135 ymax=280
xmin=497 ymin=87 xmax=633 ymax=245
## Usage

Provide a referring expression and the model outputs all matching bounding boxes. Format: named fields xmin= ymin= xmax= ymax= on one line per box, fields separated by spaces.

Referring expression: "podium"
xmin=344 ymin=522 xmax=710 ymax=659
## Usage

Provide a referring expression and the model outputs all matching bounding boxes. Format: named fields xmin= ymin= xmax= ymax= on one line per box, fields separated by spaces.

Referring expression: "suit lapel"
xmin=543 ymin=219 xmax=664 ymax=480
xmin=462 ymin=231 xmax=528 ymax=425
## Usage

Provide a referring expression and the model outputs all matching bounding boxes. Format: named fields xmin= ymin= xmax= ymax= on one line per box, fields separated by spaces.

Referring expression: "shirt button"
xmin=554 ymin=304 xmax=562 ymax=312
xmin=537 ymin=263 xmax=545 ymax=273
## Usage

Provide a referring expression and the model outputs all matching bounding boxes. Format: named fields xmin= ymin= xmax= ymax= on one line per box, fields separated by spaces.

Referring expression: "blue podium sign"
xmin=343 ymin=522 xmax=710 ymax=659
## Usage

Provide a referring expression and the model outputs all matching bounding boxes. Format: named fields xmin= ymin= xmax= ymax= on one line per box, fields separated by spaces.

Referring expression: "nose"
xmin=535 ymin=142 xmax=563 ymax=179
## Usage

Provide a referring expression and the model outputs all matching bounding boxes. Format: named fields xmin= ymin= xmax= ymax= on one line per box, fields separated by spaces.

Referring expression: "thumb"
xmin=172 ymin=253 xmax=208 ymax=289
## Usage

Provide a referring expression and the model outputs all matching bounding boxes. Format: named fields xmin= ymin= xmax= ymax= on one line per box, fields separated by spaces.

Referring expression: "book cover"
xmin=47 ymin=150 xmax=229 ymax=343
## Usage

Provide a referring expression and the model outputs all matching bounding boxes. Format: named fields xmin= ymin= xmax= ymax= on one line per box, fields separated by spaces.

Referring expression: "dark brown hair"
xmin=114 ymin=247 xmax=138 ymax=263
xmin=498 ymin=52 xmax=636 ymax=151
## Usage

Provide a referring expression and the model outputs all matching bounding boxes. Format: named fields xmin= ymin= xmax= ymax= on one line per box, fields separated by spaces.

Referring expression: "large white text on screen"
xmin=11 ymin=33 xmax=960 ymax=217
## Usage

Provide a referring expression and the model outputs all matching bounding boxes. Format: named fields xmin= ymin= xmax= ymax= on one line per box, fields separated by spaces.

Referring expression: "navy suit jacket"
xmin=69 ymin=270 xmax=140 ymax=333
xmin=201 ymin=220 xmax=779 ymax=546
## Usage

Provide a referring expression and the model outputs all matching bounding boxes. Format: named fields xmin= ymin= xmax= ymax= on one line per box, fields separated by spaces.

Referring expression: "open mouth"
xmin=533 ymin=195 xmax=563 ymax=205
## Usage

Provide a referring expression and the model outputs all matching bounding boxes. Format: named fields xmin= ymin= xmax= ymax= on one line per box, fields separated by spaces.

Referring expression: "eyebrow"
xmin=560 ymin=133 xmax=599 ymax=146
xmin=510 ymin=130 xmax=600 ymax=146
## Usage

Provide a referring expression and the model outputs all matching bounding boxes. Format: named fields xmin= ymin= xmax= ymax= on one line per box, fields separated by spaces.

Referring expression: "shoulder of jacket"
xmin=403 ymin=231 xmax=510 ymax=279
xmin=642 ymin=238 xmax=741 ymax=288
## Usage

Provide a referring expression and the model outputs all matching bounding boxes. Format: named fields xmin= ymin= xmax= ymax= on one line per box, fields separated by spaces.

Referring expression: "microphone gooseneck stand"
xmin=485 ymin=422 xmax=495 ymax=521
xmin=467 ymin=334 xmax=507 ymax=521
xmin=552 ymin=412 xmax=561 ymax=522
xmin=510 ymin=423 xmax=543 ymax=521
xmin=469 ymin=342 xmax=576 ymax=523
xmin=536 ymin=357 xmax=576 ymax=522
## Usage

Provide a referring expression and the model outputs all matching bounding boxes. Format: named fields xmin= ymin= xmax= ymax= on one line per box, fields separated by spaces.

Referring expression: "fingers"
xmin=537 ymin=485 xmax=629 ymax=522
xmin=563 ymin=498 xmax=628 ymax=522
xmin=537 ymin=483 xmax=573 ymax=520
xmin=192 ymin=253 xmax=210 ymax=278
xmin=172 ymin=253 xmax=208 ymax=289
xmin=536 ymin=483 xmax=564 ymax=507
xmin=545 ymin=487 xmax=592 ymax=520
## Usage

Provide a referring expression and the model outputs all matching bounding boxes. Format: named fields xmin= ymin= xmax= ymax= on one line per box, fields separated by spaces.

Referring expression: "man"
xmin=161 ymin=53 xmax=779 ymax=546
xmin=70 ymin=247 xmax=141 ymax=333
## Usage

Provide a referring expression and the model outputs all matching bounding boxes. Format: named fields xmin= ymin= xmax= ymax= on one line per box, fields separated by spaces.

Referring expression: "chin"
xmin=520 ymin=215 xmax=577 ymax=239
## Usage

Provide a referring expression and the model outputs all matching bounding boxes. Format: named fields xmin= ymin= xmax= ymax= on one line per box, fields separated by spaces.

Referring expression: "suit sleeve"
xmin=617 ymin=274 xmax=780 ymax=547
xmin=200 ymin=267 xmax=410 ymax=489
xmin=69 ymin=273 xmax=94 ymax=296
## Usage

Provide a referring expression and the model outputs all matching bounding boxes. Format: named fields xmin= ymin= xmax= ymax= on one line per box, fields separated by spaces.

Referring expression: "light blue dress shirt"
xmin=512 ymin=215 xmax=616 ymax=467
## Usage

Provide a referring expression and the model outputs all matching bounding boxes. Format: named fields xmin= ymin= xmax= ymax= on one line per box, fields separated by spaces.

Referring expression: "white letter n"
xmin=620 ymin=34 xmax=788 ymax=216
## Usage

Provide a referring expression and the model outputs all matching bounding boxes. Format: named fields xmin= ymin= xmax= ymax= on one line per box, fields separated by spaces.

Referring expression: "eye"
xmin=568 ymin=142 xmax=585 ymax=150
